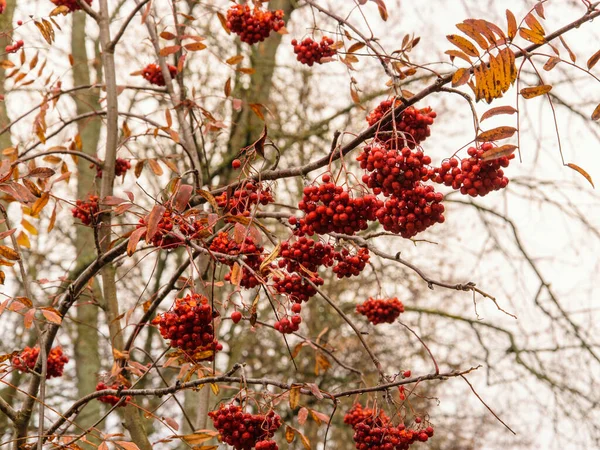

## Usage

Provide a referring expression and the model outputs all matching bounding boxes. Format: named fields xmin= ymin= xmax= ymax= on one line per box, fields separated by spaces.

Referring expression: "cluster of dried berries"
xmin=72 ymin=195 xmax=100 ymax=226
xmin=208 ymin=404 xmax=281 ymax=449
xmin=215 ymin=182 xmax=274 ymax=216
xmin=95 ymin=157 xmax=131 ymax=178
xmin=95 ymin=381 xmax=131 ymax=407
xmin=432 ymin=143 xmax=514 ymax=197
xmin=51 ymin=0 xmax=92 ymax=13
xmin=151 ymin=293 xmax=222 ymax=361
xmin=11 ymin=346 xmax=68 ymax=379
xmin=142 ymin=63 xmax=177 ymax=86
xmin=291 ymin=36 xmax=336 ymax=66
xmin=356 ymin=297 xmax=405 ymax=325
xmin=226 ymin=3 xmax=285 ymax=45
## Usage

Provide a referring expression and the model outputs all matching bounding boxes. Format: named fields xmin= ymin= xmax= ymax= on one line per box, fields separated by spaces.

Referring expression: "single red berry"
xmin=403 ymin=370 xmax=411 ymax=378
xmin=17 ymin=20 xmax=23 ymax=26
xmin=232 ymin=159 xmax=241 ymax=169
xmin=231 ymin=311 xmax=242 ymax=324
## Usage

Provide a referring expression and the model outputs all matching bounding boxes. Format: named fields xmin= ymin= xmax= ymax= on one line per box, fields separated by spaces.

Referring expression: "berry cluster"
xmin=210 ymin=232 xmax=266 ymax=289
xmin=11 ymin=346 xmax=68 ymax=379
xmin=142 ymin=63 xmax=177 ymax=86
xmin=273 ymin=272 xmax=322 ymax=304
xmin=332 ymin=247 xmax=370 ymax=278
xmin=291 ymin=36 xmax=336 ymax=66
xmin=215 ymin=182 xmax=274 ymax=216
xmin=208 ymin=404 xmax=281 ymax=450
xmin=5 ymin=40 xmax=23 ymax=53
xmin=296 ymin=176 xmax=382 ymax=236
xmin=366 ymin=100 xmax=437 ymax=149
xmin=278 ymin=237 xmax=335 ymax=273
xmin=95 ymin=382 xmax=130 ymax=407
xmin=345 ymin=404 xmax=433 ymax=450
xmin=375 ymin=183 xmax=445 ymax=239
xmin=72 ymin=194 xmax=100 ymax=226
xmin=151 ymin=293 xmax=222 ymax=360
xmin=343 ymin=403 xmax=390 ymax=429
xmin=273 ymin=314 xmax=302 ymax=334
xmin=356 ymin=297 xmax=405 ymax=325
xmin=357 ymin=145 xmax=434 ymax=198
xmin=432 ymin=143 xmax=514 ymax=197
xmin=255 ymin=441 xmax=278 ymax=450
xmin=226 ymin=4 xmax=285 ymax=45
xmin=95 ymin=158 xmax=131 ymax=178
xmin=51 ymin=0 xmax=92 ymax=13
xmin=137 ymin=211 xmax=183 ymax=248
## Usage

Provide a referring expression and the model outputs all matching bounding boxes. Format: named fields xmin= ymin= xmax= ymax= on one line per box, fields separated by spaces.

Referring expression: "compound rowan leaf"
xmin=566 ymin=163 xmax=594 ymax=188
xmin=446 ymin=34 xmax=479 ymax=57
xmin=506 ymin=10 xmax=517 ymax=40
xmin=592 ymin=103 xmax=600 ymax=121
xmin=476 ymin=126 xmax=517 ymax=142
xmin=451 ymin=67 xmax=470 ymax=87
xmin=480 ymin=105 xmax=517 ymax=121
xmin=520 ymin=84 xmax=552 ymax=99
xmin=481 ymin=144 xmax=517 ymax=161
xmin=587 ymin=49 xmax=600 ymax=70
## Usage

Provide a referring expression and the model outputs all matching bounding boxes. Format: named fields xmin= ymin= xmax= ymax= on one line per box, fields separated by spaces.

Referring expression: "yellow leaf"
xmin=506 ymin=10 xmax=517 ymax=40
xmin=446 ymin=34 xmax=479 ymax=57
xmin=524 ymin=13 xmax=544 ymax=36
xmin=16 ymin=232 xmax=30 ymax=249
xmin=456 ymin=22 xmax=489 ymax=50
xmin=520 ymin=84 xmax=552 ymax=99
xmin=444 ymin=49 xmax=472 ymax=64
xmin=20 ymin=219 xmax=38 ymax=236
xmin=566 ymin=163 xmax=594 ymax=188
xmin=210 ymin=383 xmax=219 ymax=395
xmin=519 ymin=28 xmax=545 ymax=45
xmin=451 ymin=67 xmax=470 ymax=87
xmin=0 ymin=245 xmax=19 ymax=261
xmin=299 ymin=432 xmax=311 ymax=450
xmin=285 ymin=426 xmax=295 ymax=443
xmin=289 ymin=386 xmax=300 ymax=410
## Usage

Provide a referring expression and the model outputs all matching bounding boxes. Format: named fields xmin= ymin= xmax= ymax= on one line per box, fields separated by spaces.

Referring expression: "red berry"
xmin=17 ymin=20 xmax=23 ymax=26
xmin=232 ymin=159 xmax=241 ymax=169
xmin=231 ymin=311 xmax=242 ymax=323
xmin=403 ymin=370 xmax=411 ymax=378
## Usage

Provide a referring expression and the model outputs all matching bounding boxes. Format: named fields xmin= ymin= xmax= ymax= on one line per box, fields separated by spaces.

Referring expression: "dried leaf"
xmin=26 ymin=167 xmax=55 ymax=179
xmin=41 ymin=309 xmax=62 ymax=324
xmin=520 ymin=84 xmax=552 ymax=99
xmin=226 ymin=55 xmax=244 ymax=65
xmin=184 ymin=42 xmax=207 ymax=52
xmin=566 ymin=163 xmax=594 ymax=188
xmin=159 ymin=45 xmax=181 ymax=57
xmin=116 ymin=442 xmax=140 ymax=450
xmin=289 ymin=386 xmax=300 ymax=410
xmin=146 ymin=205 xmax=166 ymax=243
xmin=0 ymin=245 xmax=19 ymax=261
xmin=451 ymin=67 xmax=470 ymax=87
xmin=285 ymin=426 xmax=295 ymax=443
xmin=587 ymin=49 xmax=600 ymax=70
xmin=519 ymin=28 xmax=545 ymax=45
xmin=543 ymin=56 xmax=561 ymax=71
xmin=456 ymin=22 xmax=489 ymax=50
xmin=476 ymin=126 xmax=517 ymax=142
xmin=298 ymin=407 xmax=309 ymax=425
xmin=173 ymin=184 xmax=193 ymax=211
xmin=148 ymin=159 xmax=163 ymax=176
xmin=481 ymin=144 xmax=517 ymax=161
xmin=480 ymin=105 xmax=517 ymax=121
xmin=446 ymin=34 xmax=479 ymax=57
xmin=217 ymin=11 xmax=230 ymax=34
xmin=592 ymin=103 xmax=600 ymax=121
xmin=444 ymin=49 xmax=472 ymax=64
xmin=506 ymin=10 xmax=517 ymax=40
xmin=524 ymin=13 xmax=544 ymax=36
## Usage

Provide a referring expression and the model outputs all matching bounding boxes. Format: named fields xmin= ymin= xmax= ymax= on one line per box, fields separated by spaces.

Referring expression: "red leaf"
xmin=298 ymin=407 xmax=309 ymax=425
xmin=128 ymin=227 xmax=146 ymax=256
xmin=173 ymin=184 xmax=193 ymax=211
xmin=146 ymin=205 xmax=166 ymax=243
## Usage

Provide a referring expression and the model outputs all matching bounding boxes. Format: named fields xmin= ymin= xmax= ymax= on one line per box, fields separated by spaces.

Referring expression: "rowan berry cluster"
xmin=375 ymin=183 xmax=445 ymax=239
xmin=291 ymin=36 xmax=336 ymax=66
xmin=11 ymin=346 xmax=68 ymax=379
xmin=278 ymin=237 xmax=336 ymax=273
xmin=356 ymin=297 xmax=405 ymax=325
xmin=255 ymin=441 xmax=278 ymax=450
xmin=151 ymin=293 xmax=222 ymax=360
xmin=5 ymin=40 xmax=23 ymax=53
xmin=273 ymin=314 xmax=302 ymax=334
xmin=215 ymin=182 xmax=274 ymax=216
xmin=208 ymin=404 xmax=281 ymax=450
xmin=432 ymin=143 xmax=514 ymax=197
xmin=345 ymin=404 xmax=433 ymax=450
xmin=357 ymin=145 xmax=434 ymax=198
xmin=273 ymin=272 xmax=322 ymax=304
xmin=51 ymin=0 xmax=92 ymax=13
xmin=95 ymin=158 xmax=131 ymax=178
xmin=142 ymin=63 xmax=177 ymax=86
xmin=72 ymin=194 xmax=100 ymax=226
xmin=333 ymin=247 xmax=370 ymax=278
xmin=367 ymin=100 xmax=437 ymax=149
xmin=226 ymin=4 xmax=285 ymax=45
xmin=296 ymin=176 xmax=382 ymax=236
xmin=210 ymin=232 xmax=266 ymax=289
xmin=137 ymin=211 xmax=182 ymax=248
xmin=95 ymin=382 xmax=130 ymax=407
